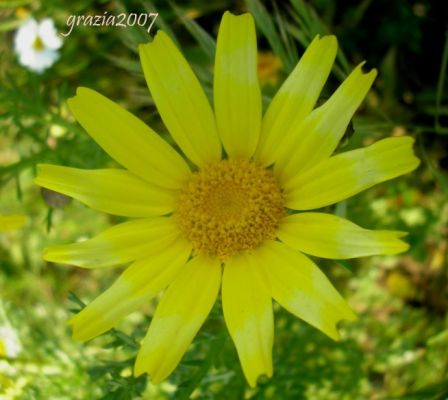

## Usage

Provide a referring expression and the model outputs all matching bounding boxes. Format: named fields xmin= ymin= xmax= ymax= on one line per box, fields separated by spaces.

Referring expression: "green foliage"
xmin=1 ymin=0 xmax=447 ymax=399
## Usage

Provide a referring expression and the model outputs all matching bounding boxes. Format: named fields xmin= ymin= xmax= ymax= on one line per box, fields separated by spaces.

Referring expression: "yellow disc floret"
xmin=176 ymin=159 xmax=285 ymax=260
xmin=32 ymin=36 xmax=44 ymax=51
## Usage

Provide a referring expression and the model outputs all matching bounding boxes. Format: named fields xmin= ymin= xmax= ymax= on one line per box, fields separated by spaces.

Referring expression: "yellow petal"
xmin=275 ymin=64 xmax=377 ymax=181
xmin=255 ymin=241 xmax=356 ymax=340
xmin=35 ymin=165 xmax=175 ymax=217
xmin=0 ymin=214 xmax=26 ymax=232
xmin=43 ymin=217 xmax=179 ymax=268
xmin=134 ymin=255 xmax=221 ymax=382
xmin=69 ymin=236 xmax=192 ymax=342
xmin=285 ymin=136 xmax=420 ymax=210
xmin=67 ymin=87 xmax=190 ymax=189
xmin=214 ymin=12 xmax=261 ymax=159
xmin=222 ymin=253 xmax=273 ymax=387
xmin=278 ymin=212 xmax=409 ymax=259
xmin=255 ymin=35 xmax=337 ymax=166
xmin=139 ymin=31 xmax=221 ymax=166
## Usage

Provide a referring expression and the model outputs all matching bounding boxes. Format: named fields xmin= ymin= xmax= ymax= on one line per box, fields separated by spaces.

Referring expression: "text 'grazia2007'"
xmin=61 ymin=12 xmax=158 ymax=37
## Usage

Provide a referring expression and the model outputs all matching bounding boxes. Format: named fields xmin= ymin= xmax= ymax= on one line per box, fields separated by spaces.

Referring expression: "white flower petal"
xmin=14 ymin=18 xmax=38 ymax=53
xmin=39 ymin=18 xmax=63 ymax=49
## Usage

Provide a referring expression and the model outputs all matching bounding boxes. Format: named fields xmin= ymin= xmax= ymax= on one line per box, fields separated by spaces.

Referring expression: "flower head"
xmin=35 ymin=12 xmax=419 ymax=386
xmin=14 ymin=17 xmax=62 ymax=73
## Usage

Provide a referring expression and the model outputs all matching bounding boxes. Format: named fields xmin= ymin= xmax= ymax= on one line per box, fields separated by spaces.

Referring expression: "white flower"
xmin=14 ymin=17 xmax=63 ymax=73
xmin=0 ymin=326 xmax=21 ymax=358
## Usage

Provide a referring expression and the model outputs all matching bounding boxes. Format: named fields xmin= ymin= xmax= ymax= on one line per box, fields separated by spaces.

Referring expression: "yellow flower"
xmin=34 ymin=12 xmax=419 ymax=386
xmin=0 ymin=214 xmax=26 ymax=232
xmin=257 ymin=52 xmax=283 ymax=85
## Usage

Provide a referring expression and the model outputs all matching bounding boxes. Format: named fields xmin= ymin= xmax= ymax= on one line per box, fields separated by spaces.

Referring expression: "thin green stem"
xmin=435 ymin=29 xmax=448 ymax=132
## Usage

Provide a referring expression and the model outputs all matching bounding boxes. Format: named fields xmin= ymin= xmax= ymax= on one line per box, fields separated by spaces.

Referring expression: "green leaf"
xmin=335 ymin=259 xmax=354 ymax=273
xmin=0 ymin=0 xmax=32 ymax=9
xmin=0 ymin=18 xmax=22 ymax=32
xmin=177 ymin=333 xmax=227 ymax=399
xmin=68 ymin=292 xmax=86 ymax=310
xmin=138 ymin=0 xmax=181 ymax=48
xmin=108 ymin=329 xmax=139 ymax=350
xmin=288 ymin=0 xmax=351 ymax=79
xmin=244 ymin=0 xmax=295 ymax=72
xmin=170 ymin=2 xmax=216 ymax=61
xmin=387 ymin=378 xmax=448 ymax=399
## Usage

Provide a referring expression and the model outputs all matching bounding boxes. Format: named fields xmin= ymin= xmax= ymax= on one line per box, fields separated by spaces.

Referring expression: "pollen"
xmin=32 ymin=36 xmax=44 ymax=51
xmin=176 ymin=159 xmax=285 ymax=260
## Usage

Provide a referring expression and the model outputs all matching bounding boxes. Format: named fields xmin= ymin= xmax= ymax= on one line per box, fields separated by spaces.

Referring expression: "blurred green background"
xmin=1 ymin=0 xmax=447 ymax=399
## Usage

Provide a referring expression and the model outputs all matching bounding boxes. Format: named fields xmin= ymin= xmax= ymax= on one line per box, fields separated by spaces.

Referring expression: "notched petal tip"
xmin=302 ymin=35 xmax=337 ymax=66
xmin=252 ymin=369 xmax=274 ymax=388
xmin=153 ymin=30 xmax=172 ymax=46
xmin=394 ymin=240 xmax=410 ymax=254
xmin=246 ymin=372 xmax=271 ymax=389
xmin=318 ymin=34 xmax=338 ymax=47
xmin=133 ymin=360 xmax=161 ymax=383
xmin=67 ymin=87 xmax=96 ymax=112
xmin=330 ymin=310 xmax=357 ymax=342
xmin=134 ymin=358 xmax=166 ymax=384
xmin=223 ymin=10 xmax=234 ymax=17
xmin=222 ymin=10 xmax=252 ymax=20
xmin=139 ymin=31 xmax=171 ymax=63
xmin=366 ymin=68 xmax=378 ymax=81
xmin=394 ymin=135 xmax=421 ymax=171
xmin=307 ymin=34 xmax=337 ymax=58
xmin=398 ymin=241 xmax=410 ymax=253
xmin=219 ymin=10 xmax=256 ymax=37
xmin=355 ymin=61 xmax=378 ymax=79
xmin=74 ymin=86 xmax=92 ymax=97
xmin=138 ymin=33 xmax=164 ymax=60
xmin=382 ymin=230 xmax=411 ymax=255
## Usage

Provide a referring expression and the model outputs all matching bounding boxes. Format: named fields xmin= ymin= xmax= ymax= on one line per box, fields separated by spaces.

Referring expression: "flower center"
xmin=176 ymin=159 xmax=285 ymax=260
xmin=32 ymin=36 xmax=44 ymax=51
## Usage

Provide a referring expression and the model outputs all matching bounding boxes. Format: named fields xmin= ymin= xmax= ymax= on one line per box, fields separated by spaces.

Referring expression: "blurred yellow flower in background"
xmin=257 ymin=52 xmax=283 ymax=85
xmin=34 ymin=12 xmax=419 ymax=387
